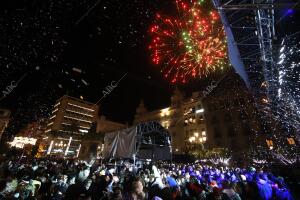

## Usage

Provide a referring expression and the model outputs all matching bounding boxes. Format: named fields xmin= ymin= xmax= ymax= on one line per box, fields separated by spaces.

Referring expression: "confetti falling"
xmin=72 ymin=67 xmax=83 ymax=73
xmin=149 ymin=0 xmax=228 ymax=83
xmin=273 ymin=37 xmax=300 ymax=130
xmin=0 ymin=0 xmax=162 ymax=137
xmin=247 ymin=34 xmax=300 ymax=165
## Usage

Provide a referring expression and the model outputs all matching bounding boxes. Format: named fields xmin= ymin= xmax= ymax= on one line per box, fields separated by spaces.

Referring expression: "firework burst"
xmin=149 ymin=0 xmax=228 ymax=83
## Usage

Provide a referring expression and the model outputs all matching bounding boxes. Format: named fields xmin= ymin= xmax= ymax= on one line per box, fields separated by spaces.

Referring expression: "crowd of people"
xmin=0 ymin=156 xmax=295 ymax=200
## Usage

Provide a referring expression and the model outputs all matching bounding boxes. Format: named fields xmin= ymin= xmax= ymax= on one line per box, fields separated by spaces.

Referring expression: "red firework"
xmin=149 ymin=0 xmax=228 ymax=83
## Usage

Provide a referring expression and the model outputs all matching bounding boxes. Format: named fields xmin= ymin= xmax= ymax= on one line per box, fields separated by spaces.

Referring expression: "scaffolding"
xmin=213 ymin=0 xmax=278 ymax=91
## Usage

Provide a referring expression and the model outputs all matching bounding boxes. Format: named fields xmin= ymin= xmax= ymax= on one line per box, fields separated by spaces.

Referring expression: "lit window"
xmin=52 ymin=108 xmax=58 ymax=113
xmin=287 ymin=138 xmax=295 ymax=145
xmin=262 ymin=98 xmax=268 ymax=103
xmin=189 ymin=136 xmax=195 ymax=142
xmin=67 ymin=103 xmax=95 ymax=112
xmin=64 ymin=116 xmax=93 ymax=123
xmin=161 ymin=121 xmax=169 ymax=129
xmin=160 ymin=108 xmax=170 ymax=117
xmin=266 ymin=139 xmax=274 ymax=149
xmin=79 ymin=129 xmax=89 ymax=133
xmin=196 ymin=108 xmax=204 ymax=114
xmin=66 ymin=109 xmax=94 ymax=117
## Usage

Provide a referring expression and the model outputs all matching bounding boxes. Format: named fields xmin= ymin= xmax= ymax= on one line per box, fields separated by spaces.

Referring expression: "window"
xmin=239 ymin=110 xmax=248 ymax=120
xmin=219 ymin=101 xmax=225 ymax=110
xmin=287 ymin=138 xmax=295 ymax=145
xmin=239 ymin=98 xmax=245 ymax=106
xmin=234 ymin=99 xmax=239 ymax=106
xmin=227 ymin=126 xmax=235 ymax=137
xmin=224 ymin=113 xmax=232 ymax=122
xmin=242 ymin=122 xmax=251 ymax=136
xmin=197 ymin=104 xmax=203 ymax=109
xmin=225 ymin=101 xmax=230 ymax=109
xmin=192 ymin=107 xmax=196 ymax=113
xmin=198 ymin=115 xmax=204 ymax=121
xmin=266 ymin=139 xmax=274 ymax=149
xmin=214 ymin=127 xmax=221 ymax=138
xmin=231 ymin=139 xmax=238 ymax=149
xmin=209 ymin=104 xmax=217 ymax=111
xmin=211 ymin=116 xmax=219 ymax=124
xmin=192 ymin=117 xmax=196 ymax=123
xmin=184 ymin=119 xmax=188 ymax=126
xmin=216 ymin=139 xmax=222 ymax=146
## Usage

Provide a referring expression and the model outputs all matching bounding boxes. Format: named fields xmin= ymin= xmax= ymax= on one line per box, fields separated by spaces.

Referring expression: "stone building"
xmin=202 ymin=71 xmax=260 ymax=153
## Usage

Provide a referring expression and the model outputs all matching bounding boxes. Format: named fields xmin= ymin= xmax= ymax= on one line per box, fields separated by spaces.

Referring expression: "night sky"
xmin=0 ymin=0 xmax=299 ymax=137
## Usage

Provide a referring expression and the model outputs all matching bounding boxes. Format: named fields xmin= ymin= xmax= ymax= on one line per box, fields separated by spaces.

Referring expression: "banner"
xmin=104 ymin=127 xmax=136 ymax=158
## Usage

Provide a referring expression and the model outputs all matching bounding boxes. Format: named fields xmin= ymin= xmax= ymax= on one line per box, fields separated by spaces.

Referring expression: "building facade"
xmin=201 ymin=72 xmax=260 ymax=154
xmin=45 ymin=95 xmax=99 ymax=157
xmin=45 ymin=95 xmax=99 ymax=135
xmin=0 ymin=108 xmax=11 ymax=142
xmin=133 ymin=89 xmax=207 ymax=154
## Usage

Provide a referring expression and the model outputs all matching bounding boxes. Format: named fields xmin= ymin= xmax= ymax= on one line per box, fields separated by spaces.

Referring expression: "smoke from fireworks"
xmin=149 ymin=0 xmax=228 ymax=83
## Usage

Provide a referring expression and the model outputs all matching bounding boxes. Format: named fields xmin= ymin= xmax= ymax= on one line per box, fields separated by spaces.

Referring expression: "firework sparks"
xmin=149 ymin=0 xmax=228 ymax=83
